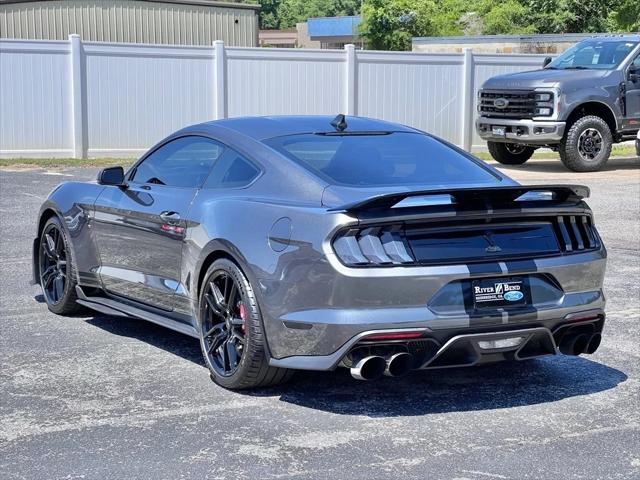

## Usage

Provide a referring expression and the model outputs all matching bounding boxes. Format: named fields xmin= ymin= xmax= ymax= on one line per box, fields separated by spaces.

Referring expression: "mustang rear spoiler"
xmin=328 ymin=184 xmax=590 ymax=212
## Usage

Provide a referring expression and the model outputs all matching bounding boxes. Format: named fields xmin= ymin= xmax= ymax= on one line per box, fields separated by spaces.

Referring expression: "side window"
xmin=633 ymin=55 xmax=640 ymax=68
xmin=131 ymin=136 xmax=224 ymax=188
xmin=204 ymin=149 xmax=260 ymax=189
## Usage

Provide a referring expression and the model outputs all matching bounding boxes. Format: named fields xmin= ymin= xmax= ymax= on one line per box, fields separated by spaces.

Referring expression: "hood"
xmin=482 ymin=68 xmax=610 ymax=90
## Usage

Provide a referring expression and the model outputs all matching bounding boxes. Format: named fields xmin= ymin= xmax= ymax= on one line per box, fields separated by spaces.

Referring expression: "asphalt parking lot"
xmin=1 ymin=157 xmax=639 ymax=480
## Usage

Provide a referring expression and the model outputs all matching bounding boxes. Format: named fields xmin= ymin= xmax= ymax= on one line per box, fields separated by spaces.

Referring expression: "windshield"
xmin=546 ymin=40 xmax=638 ymax=70
xmin=264 ymin=132 xmax=501 ymax=187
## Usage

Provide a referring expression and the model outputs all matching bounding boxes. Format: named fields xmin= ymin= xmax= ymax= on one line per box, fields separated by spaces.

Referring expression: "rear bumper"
xmin=476 ymin=117 xmax=566 ymax=144
xmin=269 ymin=310 xmax=605 ymax=371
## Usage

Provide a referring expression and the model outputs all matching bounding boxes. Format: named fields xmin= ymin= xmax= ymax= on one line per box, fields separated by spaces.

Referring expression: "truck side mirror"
xmin=629 ymin=65 xmax=640 ymax=83
xmin=542 ymin=57 xmax=552 ymax=68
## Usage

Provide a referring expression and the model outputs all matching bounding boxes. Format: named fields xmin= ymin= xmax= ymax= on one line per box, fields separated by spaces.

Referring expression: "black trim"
xmin=329 ymin=184 xmax=590 ymax=212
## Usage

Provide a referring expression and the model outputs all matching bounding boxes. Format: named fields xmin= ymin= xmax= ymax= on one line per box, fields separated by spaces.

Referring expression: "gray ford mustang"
xmin=32 ymin=115 xmax=607 ymax=389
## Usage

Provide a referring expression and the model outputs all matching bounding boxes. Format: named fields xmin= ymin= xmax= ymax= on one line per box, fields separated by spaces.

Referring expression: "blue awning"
xmin=307 ymin=16 xmax=361 ymax=38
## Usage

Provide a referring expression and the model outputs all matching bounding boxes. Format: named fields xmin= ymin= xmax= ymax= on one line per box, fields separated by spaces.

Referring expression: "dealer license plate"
xmin=472 ymin=278 xmax=527 ymax=309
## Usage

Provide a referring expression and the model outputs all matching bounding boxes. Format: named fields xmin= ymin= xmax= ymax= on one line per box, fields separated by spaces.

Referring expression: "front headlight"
xmin=535 ymin=107 xmax=552 ymax=116
xmin=534 ymin=93 xmax=552 ymax=102
xmin=533 ymin=91 xmax=554 ymax=117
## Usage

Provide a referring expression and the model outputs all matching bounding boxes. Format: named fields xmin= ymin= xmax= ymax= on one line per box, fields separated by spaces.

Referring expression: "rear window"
xmin=264 ymin=132 xmax=500 ymax=187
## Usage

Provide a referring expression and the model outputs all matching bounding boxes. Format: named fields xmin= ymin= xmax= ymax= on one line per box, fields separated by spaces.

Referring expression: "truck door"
xmin=623 ymin=53 xmax=640 ymax=131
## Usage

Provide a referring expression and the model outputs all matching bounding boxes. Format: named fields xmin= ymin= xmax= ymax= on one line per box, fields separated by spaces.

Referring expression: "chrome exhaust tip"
xmin=384 ymin=352 xmax=414 ymax=377
xmin=350 ymin=356 xmax=386 ymax=381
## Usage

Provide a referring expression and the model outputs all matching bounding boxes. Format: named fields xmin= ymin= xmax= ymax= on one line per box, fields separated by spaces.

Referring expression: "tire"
xmin=198 ymin=258 xmax=293 ymax=390
xmin=487 ymin=142 xmax=535 ymax=165
xmin=38 ymin=216 xmax=82 ymax=315
xmin=559 ymin=115 xmax=613 ymax=172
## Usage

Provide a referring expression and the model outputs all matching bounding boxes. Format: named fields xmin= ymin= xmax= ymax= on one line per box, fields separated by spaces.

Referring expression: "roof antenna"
xmin=330 ymin=114 xmax=347 ymax=132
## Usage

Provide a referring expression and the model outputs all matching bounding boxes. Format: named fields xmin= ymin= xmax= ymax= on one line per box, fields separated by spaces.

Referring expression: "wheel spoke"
xmin=41 ymin=265 xmax=56 ymax=287
xmin=230 ymin=330 xmax=245 ymax=344
xmin=204 ymin=322 xmax=224 ymax=339
xmin=207 ymin=330 xmax=226 ymax=354
xmin=226 ymin=282 xmax=237 ymax=309
xmin=53 ymin=276 xmax=64 ymax=301
xmin=226 ymin=340 xmax=238 ymax=369
xmin=220 ymin=339 xmax=230 ymax=370
xmin=43 ymin=234 xmax=57 ymax=260
xmin=204 ymin=292 xmax=224 ymax=317
xmin=210 ymin=281 xmax=225 ymax=310
xmin=230 ymin=316 xmax=244 ymax=326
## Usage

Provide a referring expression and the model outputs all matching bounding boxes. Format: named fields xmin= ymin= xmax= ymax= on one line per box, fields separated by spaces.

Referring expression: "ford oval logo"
xmin=504 ymin=291 xmax=524 ymax=302
xmin=494 ymin=98 xmax=509 ymax=109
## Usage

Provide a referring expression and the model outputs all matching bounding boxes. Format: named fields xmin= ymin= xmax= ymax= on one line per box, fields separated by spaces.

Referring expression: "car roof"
xmin=186 ymin=115 xmax=418 ymax=141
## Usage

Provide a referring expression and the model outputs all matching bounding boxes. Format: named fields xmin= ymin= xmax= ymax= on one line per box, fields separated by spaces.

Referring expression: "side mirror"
xmin=629 ymin=65 xmax=640 ymax=83
xmin=542 ymin=57 xmax=552 ymax=68
xmin=98 ymin=166 xmax=126 ymax=187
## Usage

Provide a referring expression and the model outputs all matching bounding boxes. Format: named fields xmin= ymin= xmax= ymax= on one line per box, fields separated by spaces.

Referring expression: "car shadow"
xmin=83 ymin=313 xmax=627 ymax=417
xmin=84 ymin=314 xmax=204 ymax=364
xmin=259 ymin=357 xmax=627 ymax=417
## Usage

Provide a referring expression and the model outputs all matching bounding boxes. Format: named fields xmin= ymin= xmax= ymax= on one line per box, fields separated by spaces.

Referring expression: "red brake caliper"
xmin=239 ymin=303 xmax=247 ymax=333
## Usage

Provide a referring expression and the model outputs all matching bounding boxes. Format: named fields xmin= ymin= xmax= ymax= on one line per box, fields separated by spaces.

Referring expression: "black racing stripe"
xmin=462 ymin=282 xmax=475 ymax=316
xmin=467 ymin=262 xmax=502 ymax=276
xmin=503 ymin=259 xmax=538 ymax=274
xmin=468 ymin=314 xmax=502 ymax=327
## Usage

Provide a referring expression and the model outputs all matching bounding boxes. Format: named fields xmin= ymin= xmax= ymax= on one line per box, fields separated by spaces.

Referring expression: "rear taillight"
xmin=333 ymin=226 xmax=414 ymax=266
xmin=554 ymin=215 xmax=600 ymax=252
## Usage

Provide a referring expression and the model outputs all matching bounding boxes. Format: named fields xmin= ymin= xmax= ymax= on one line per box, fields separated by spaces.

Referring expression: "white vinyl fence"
xmin=0 ymin=36 xmax=551 ymax=158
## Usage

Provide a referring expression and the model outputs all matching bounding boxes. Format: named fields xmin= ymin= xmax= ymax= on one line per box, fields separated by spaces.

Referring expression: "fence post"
xmin=213 ymin=40 xmax=227 ymax=120
xmin=69 ymin=34 xmax=86 ymax=159
xmin=344 ymin=44 xmax=356 ymax=115
xmin=460 ymin=48 xmax=474 ymax=152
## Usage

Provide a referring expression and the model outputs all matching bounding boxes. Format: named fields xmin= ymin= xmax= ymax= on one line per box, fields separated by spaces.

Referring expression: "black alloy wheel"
xmin=40 ymin=222 xmax=68 ymax=305
xmin=201 ymin=271 xmax=246 ymax=377
xmin=38 ymin=216 xmax=81 ymax=314
xmin=198 ymin=258 xmax=293 ymax=389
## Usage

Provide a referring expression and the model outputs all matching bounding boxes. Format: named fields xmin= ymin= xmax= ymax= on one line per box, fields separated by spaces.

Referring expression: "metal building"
xmin=0 ymin=0 xmax=259 ymax=47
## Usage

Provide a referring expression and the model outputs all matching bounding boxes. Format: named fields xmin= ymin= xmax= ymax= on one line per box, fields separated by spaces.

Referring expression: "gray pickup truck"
xmin=476 ymin=35 xmax=640 ymax=171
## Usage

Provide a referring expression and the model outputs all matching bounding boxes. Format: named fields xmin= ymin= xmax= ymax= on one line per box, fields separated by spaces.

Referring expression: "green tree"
xmin=610 ymin=0 xmax=640 ymax=32
xmin=476 ymin=0 xmax=536 ymax=35
xmin=258 ymin=0 xmax=283 ymax=29
xmin=524 ymin=0 xmax=618 ymax=34
xmin=360 ymin=0 xmax=465 ymax=51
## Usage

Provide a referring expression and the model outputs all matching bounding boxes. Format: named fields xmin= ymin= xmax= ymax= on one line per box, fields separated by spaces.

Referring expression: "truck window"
xmin=546 ymin=40 xmax=638 ymax=71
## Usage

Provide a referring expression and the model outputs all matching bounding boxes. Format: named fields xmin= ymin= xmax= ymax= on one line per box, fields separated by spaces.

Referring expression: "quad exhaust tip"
xmin=559 ymin=333 xmax=591 ymax=356
xmin=384 ymin=352 xmax=414 ymax=377
xmin=350 ymin=356 xmax=386 ymax=381
xmin=586 ymin=333 xmax=602 ymax=354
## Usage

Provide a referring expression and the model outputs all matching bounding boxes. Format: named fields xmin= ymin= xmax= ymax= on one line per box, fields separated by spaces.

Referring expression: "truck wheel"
xmin=559 ymin=116 xmax=612 ymax=172
xmin=487 ymin=142 xmax=535 ymax=165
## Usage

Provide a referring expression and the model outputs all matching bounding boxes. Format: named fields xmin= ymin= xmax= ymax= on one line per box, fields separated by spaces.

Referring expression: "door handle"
xmin=159 ymin=211 xmax=181 ymax=224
